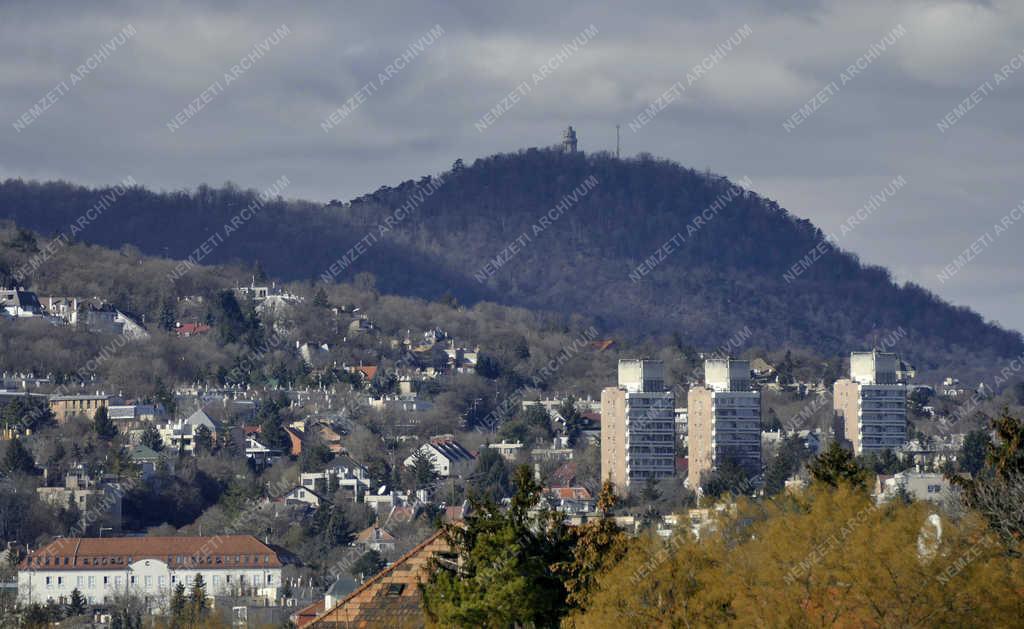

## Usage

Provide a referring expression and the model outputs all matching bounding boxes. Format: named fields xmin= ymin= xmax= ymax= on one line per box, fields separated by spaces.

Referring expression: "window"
xmin=213 ymin=575 xmax=221 ymax=586
xmin=88 ymin=576 xmax=96 ymax=589
xmin=385 ymin=583 xmax=405 ymax=596
xmin=77 ymin=577 xmax=84 ymax=587
xmin=144 ymin=576 xmax=153 ymax=588
xmin=57 ymin=577 xmax=63 ymax=585
xmin=115 ymin=577 xmax=122 ymax=587
xmin=159 ymin=576 xmax=166 ymax=587
xmin=45 ymin=576 xmax=52 ymax=588
xmin=103 ymin=576 xmax=110 ymax=588
xmin=927 ymin=484 xmax=941 ymax=493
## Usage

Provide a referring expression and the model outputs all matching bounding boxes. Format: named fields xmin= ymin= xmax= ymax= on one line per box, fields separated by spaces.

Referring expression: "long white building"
xmin=18 ymin=535 xmax=283 ymax=609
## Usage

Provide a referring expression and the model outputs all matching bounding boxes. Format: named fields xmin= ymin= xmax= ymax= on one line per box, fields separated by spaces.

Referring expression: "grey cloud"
xmin=0 ymin=0 xmax=1022 ymax=331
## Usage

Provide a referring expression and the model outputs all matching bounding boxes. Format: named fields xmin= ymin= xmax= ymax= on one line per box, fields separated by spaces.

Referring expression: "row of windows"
xmin=33 ymin=553 xmax=272 ymax=568
xmin=44 ymin=572 xmax=274 ymax=589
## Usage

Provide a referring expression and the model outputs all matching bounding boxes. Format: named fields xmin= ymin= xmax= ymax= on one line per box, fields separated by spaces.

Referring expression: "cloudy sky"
xmin=2 ymin=0 xmax=1023 ymax=331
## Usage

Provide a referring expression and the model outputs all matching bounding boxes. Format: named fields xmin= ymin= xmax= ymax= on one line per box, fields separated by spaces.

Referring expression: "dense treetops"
xmin=1 ymin=147 xmax=1020 ymax=380
xmin=424 ymin=415 xmax=1024 ymax=627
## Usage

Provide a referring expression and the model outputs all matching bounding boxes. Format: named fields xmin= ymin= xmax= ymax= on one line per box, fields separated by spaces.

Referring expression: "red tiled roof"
xmin=176 ymin=323 xmax=211 ymax=336
xmin=547 ymin=486 xmax=593 ymax=501
xmin=549 ymin=461 xmax=577 ymax=487
xmin=355 ymin=365 xmax=378 ymax=380
xmin=293 ymin=599 xmax=326 ymax=627
xmin=20 ymin=535 xmax=282 ymax=571
xmin=355 ymin=526 xmax=396 ymax=543
xmin=308 ymin=529 xmax=450 ymax=628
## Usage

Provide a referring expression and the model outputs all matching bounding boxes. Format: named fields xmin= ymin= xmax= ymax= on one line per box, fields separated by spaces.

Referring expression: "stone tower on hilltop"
xmin=562 ymin=126 xmax=578 ymax=153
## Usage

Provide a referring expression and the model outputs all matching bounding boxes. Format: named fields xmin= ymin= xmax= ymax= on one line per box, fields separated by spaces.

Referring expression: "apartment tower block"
xmin=601 ymin=359 xmax=675 ymax=495
xmin=687 ymin=358 xmax=761 ymax=491
xmin=833 ymin=350 xmax=907 ymax=455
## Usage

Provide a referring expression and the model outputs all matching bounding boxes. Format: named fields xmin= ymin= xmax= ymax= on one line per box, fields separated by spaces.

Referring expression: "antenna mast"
xmin=615 ymin=125 xmax=620 ymax=159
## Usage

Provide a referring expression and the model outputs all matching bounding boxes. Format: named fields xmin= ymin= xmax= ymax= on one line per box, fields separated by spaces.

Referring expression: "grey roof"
xmin=1 ymin=289 xmax=42 ymax=311
xmin=128 ymin=444 xmax=161 ymax=461
xmin=428 ymin=439 xmax=475 ymax=462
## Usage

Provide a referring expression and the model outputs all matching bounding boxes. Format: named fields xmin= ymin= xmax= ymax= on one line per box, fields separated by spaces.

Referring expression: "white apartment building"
xmin=18 ymin=535 xmax=283 ymax=609
xmin=601 ymin=359 xmax=676 ymax=495
xmin=687 ymin=359 xmax=762 ymax=490
xmin=834 ymin=350 xmax=907 ymax=455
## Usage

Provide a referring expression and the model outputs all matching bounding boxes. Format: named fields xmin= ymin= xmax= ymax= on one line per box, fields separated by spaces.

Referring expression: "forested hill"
xmin=0 ymin=148 xmax=1019 ymax=378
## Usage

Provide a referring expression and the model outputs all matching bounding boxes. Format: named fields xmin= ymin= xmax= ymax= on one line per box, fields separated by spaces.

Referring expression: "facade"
xmin=687 ymin=359 xmax=761 ymax=491
xmin=601 ymin=359 xmax=676 ymax=495
xmin=834 ymin=350 xmax=907 ymax=455
xmin=354 ymin=526 xmax=396 ymax=553
xmin=300 ymin=454 xmax=372 ymax=502
xmin=404 ymin=438 xmax=475 ymax=478
xmin=1 ymin=288 xmax=44 ymax=318
xmin=283 ymin=485 xmax=328 ymax=508
xmin=18 ymin=535 xmax=284 ymax=608
xmin=158 ymin=408 xmax=220 ymax=453
xmin=36 ymin=467 xmax=124 ymax=535
xmin=49 ymin=394 xmax=110 ymax=424
xmin=83 ymin=307 xmax=149 ymax=340
xmin=39 ymin=296 xmax=79 ymax=324
xmin=875 ymin=471 xmax=952 ymax=504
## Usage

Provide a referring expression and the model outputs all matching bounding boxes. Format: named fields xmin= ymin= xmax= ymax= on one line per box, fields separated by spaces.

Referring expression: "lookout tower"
xmin=562 ymin=126 xmax=578 ymax=153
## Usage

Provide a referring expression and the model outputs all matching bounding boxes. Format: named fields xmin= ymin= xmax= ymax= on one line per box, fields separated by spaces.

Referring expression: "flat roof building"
xmin=601 ymin=360 xmax=676 ymax=495
xmin=688 ymin=359 xmax=761 ymax=492
xmin=834 ymin=350 xmax=907 ymax=455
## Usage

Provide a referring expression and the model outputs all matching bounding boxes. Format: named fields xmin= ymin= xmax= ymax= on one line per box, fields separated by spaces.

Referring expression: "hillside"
xmin=0 ymin=149 xmax=1020 ymax=380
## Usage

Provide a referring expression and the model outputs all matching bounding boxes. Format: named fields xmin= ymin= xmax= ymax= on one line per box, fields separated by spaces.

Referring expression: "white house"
xmin=159 ymin=408 xmax=220 ymax=454
xmin=876 ymin=471 xmax=953 ymax=504
xmin=1 ymin=288 xmax=44 ymax=318
xmin=353 ymin=526 xmax=396 ymax=553
xmin=403 ymin=438 xmax=475 ymax=478
xmin=282 ymin=485 xmax=328 ymax=508
xmin=299 ymin=454 xmax=372 ymax=502
xmin=245 ymin=437 xmax=281 ymax=465
xmin=484 ymin=441 xmax=524 ymax=462
xmin=18 ymin=535 xmax=284 ymax=609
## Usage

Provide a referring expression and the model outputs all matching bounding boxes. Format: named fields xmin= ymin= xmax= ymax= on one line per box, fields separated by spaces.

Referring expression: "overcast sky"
xmin=2 ymin=0 xmax=1022 ymax=332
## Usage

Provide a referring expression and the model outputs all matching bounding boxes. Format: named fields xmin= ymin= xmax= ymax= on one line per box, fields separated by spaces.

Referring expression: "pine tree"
xmin=93 ymin=406 xmax=117 ymax=439
xmin=407 ymin=449 xmax=439 ymax=490
xmin=313 ymin=287 xmax=330 ymax=307
xmin=193 ymin=425 xmax=213 ymax=453
xmin=808 ymin=442 xmax=869 ymax=490
xmin=553 ymin=480 xmax=627 ymax=610
xmin=67 ymin=587 xmax=87 ymax=616
xmin=140 ymin=423 xmax=164 ymax=451
xmin=2 ymin=437 xmax=35 ymax=474
xmin=189 ymin=574 xmax=208 ymax=623
xmin=169 ymin=581 xmax=187 ymax=627
xmin=159 ymin=295 xmax=177 ymax=331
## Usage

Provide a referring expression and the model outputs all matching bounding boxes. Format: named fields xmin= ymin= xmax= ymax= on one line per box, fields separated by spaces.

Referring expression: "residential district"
xmin=0 ymin=283 xmax=1016 ymax=626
